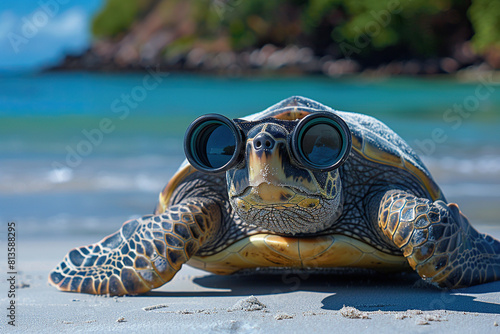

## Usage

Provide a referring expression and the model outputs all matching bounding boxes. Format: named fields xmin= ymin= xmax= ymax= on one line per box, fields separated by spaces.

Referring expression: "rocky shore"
xmin=50 ymin=42 xmax=494 ymax=77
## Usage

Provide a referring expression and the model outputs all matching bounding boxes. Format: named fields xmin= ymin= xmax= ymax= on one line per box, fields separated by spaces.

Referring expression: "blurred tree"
xmin=88 ymin=0 xmax=499 ymax=68
xmin=469 ymin=0 xmax=500 ymax=65
xmin=92 ymin=0 xmax=141 ymax=37
xmin=92 ymin=0 xmax=161 ymax=38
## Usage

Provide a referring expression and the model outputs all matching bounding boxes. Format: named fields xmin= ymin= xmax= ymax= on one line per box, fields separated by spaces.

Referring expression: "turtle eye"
xmin=184 ymin=114 xmax=243 ymax=173
xmin=292 ymin=112 xmax=351 ymax=171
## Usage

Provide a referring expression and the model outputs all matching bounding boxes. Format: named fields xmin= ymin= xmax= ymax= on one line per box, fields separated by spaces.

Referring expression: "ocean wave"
xmin=1 ymin=214 xmax=141 ymax=237
xmin=422 ymin=155 xmax=500 ymax=179
xmin=441 ymin=183 xmax=500 ymax=198
xmin=423 ymin=155 xmax=500 ymax=174
xmin=0 ymin=155 xmax=181 ymax=194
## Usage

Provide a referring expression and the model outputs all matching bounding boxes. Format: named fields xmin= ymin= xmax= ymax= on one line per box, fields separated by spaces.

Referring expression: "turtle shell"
xmin=155 ymin=96 xmax=442 ymax=274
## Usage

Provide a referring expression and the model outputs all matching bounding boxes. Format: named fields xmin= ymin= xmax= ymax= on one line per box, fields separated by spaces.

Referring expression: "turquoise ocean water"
xmin=1 ymin=72 xmax=499 ymax=238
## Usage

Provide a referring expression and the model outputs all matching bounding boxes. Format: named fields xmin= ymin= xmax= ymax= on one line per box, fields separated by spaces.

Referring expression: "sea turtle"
xmin=49 ymin=96 xmax=500 ymax=296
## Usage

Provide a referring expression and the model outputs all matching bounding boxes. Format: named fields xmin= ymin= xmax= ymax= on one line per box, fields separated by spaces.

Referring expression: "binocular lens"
xmin=195 ymin=122 xmax=236 ymax=168
xmin=293 ymin=113 xmax=351 ymax=171
xmin=300 ymin=122 xmax=342 ymax=167
xmin=185 ymin=114 xmax=242 ymax=173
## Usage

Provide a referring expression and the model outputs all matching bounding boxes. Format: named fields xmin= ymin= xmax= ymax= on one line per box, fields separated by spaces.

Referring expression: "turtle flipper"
xmin=378 ymin=190 xmax=500 ymax=289
xmin=48 ymin=199 xmax=220 ymax=295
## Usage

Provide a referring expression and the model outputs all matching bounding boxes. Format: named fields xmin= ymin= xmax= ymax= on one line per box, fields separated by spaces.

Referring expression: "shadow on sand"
xmin=146 ymin=270 xmax=500 ymax=314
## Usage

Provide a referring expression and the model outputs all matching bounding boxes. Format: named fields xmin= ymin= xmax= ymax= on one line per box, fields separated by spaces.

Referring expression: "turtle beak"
xmin=247 ymin=132 xmax=287 ymax=187
xmin=228 ymin=131 xmax=320 ymax=200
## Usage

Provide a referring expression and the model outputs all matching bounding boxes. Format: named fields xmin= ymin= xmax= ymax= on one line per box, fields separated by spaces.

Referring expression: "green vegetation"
xmin=469 ymin=0 xmax=500 ymax=52
xmin=92 ymin=0 xmax=142 ymax=37
xmin=90 ymin=0 xmax=499 ymax=65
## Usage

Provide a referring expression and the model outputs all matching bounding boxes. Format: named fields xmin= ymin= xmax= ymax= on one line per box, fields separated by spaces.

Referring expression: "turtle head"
xmin=184 ymin=111 xmax=351 ymax=235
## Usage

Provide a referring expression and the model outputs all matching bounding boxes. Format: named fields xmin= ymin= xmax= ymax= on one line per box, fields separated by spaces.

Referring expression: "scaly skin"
xmin=378 ymin=190 xmax=500 ymax=288
xmin=48 ymin=199 xmax=220 ymax=295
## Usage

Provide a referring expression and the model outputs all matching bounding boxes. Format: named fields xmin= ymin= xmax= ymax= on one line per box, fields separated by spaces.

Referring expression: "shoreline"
xmin=45 ymin=45 xmax=498 ymax=80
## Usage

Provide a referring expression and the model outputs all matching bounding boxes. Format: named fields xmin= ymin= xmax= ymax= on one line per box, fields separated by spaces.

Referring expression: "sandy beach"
xmin=2 ymin=223 xmax=499 ymax=333
xmin=2 ymin=72 xmax=499 ymax=334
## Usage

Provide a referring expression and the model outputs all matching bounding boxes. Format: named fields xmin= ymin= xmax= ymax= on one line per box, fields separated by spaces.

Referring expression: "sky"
xmin=0 ymin=0 xmax=103 ymax=72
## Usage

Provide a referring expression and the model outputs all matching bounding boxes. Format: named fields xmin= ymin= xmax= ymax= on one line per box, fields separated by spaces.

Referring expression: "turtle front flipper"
xmin=378 ymin=190 xmax=500 ymax=289
xmin=48 ymin=199 xmax=221 ymax=296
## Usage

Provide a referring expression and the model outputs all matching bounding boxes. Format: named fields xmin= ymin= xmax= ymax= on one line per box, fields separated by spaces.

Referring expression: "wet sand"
xmin=4 ymin=225 xmax=500 ymax=333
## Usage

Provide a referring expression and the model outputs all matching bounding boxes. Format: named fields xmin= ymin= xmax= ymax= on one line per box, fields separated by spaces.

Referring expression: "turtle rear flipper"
xmin=378 ymin=190 xmax=500 ymax=289
xmin=48 ymin=199 xmax=221 ymax=295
